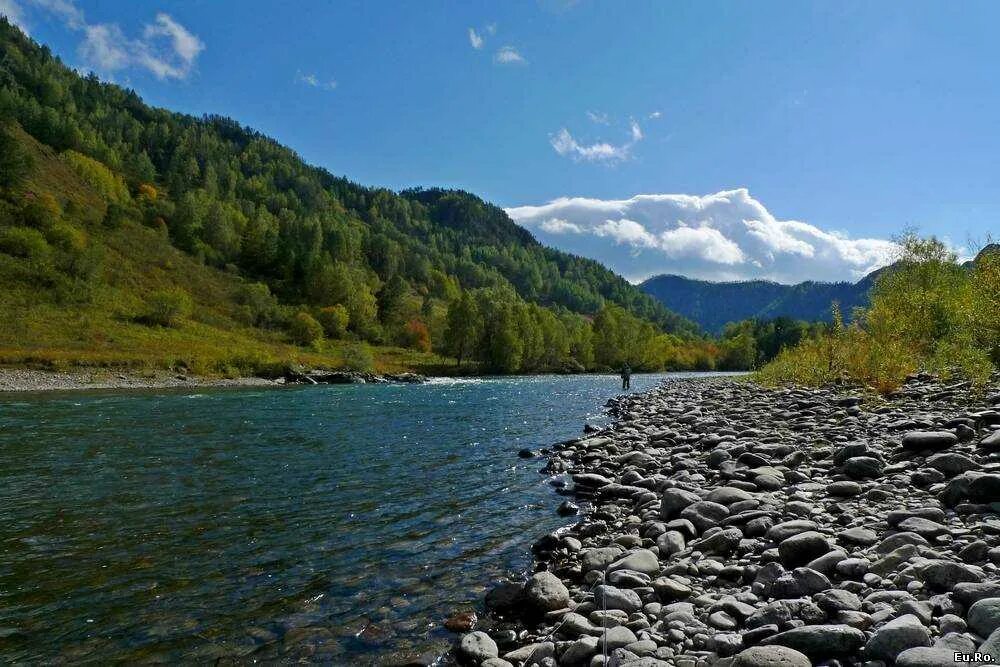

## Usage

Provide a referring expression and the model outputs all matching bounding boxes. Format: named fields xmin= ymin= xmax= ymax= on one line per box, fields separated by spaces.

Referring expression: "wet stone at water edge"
xmin=456 ymin=372 xmax=1000 ymax=666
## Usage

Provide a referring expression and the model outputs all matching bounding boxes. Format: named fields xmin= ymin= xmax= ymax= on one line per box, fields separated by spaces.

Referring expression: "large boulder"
xmin=607 ymin=549 xmax=660 ymax=576
xmin=778 ymin=531 xmax=831 ymax=567
xmin=680 ymin=500 xmax=730 ymax=532
xmin=902 ymin=431 xmax=958 ymax=451
xmin=968 ymin=598 xmax=1000 ymax=637
xmin=457 ymin=631 xmax=499 ymax=663
xmin=525 ymin=572 xmax=570 ymax=612
xmin=660 ymin=487 xmax=700 ymax=519
xmin=760 ymin=624 xmax=865 ymax=660
xmin=864 ymin=614 xmax=930 ymax=662
xmin=731 ymin=645 xmax=811 ymax=667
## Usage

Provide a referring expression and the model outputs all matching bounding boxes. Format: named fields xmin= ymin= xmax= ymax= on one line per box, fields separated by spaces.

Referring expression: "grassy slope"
xmin=0 ymin=127 xmax=453 ymax=377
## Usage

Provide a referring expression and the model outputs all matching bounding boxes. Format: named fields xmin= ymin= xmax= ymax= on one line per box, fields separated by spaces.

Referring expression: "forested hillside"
xmin=640 ymin=273 xmax=874 ymax=334
xmin=0 ymin=19 xmax=721 ymax=375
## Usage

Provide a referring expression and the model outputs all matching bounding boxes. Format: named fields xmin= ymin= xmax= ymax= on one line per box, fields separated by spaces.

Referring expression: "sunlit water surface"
xmin=0 ymin=372 xmax=736 ymax=663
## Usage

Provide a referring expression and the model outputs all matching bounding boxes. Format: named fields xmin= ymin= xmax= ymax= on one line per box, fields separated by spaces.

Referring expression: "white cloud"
xmin=648 ymin=111 xmax=662 ymax=119
xmin=629 ymin=119 xmax=643 ymax=141
xmin=506 ymin=188 xmax=898 ymax=283
xmin=27 ymin=1 xmax=203 ymax=80
xmin=550 ymin=118 xmax=646 ymax=164
xmin=0 ymin=0 xmax=28 ymax=32
xmin=586 ymin=110 xmax=610 ymax=125
xmin=539 ymin=218 xmax=582 ymax=234
xmin=296 ymin=70 xmax=337 ymax=91
xmin=468 ymin=27 xmax=483 ymax=49
xmin=494 ymin=45 xmax=525 ymax=64
xmin=485 ymin=23 xmax=497 ymax=35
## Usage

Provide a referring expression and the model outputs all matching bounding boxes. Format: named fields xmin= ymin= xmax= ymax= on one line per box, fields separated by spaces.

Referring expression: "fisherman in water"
xmin=620 ymin=363 xmax=631 ymax=390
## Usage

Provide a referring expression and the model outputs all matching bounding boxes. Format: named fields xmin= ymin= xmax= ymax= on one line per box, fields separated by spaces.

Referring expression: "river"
xmin=0 ymin=372 xmax=738 ymax=664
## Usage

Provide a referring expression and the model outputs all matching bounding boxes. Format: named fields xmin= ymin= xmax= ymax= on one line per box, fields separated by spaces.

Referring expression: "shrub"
xmin=60 ymin=150 xmax=131 ymax=204
xmin=400 ymin=318 xmax=432 ymax=352
xmin=288 ymin=311 xmax=323 ymax=346
xmin=317 ymin=304 xmax=350 ymax=338
xmin=756 ymin=235 xmax=999 ymax=393
xmin=143 ymin=288 xmax=193 ymax=327
xmin=234 ymin=282 xmax=281 ymax=328
xmin=0 ymin=126 xmax=33 ymax=190
xmin=21 ymin=193 xmax=61 ymax=232
xmin=0 ymin=226 xmax=50 ymax=260
xmin=341 ymin=342 xmax=374 ymax=372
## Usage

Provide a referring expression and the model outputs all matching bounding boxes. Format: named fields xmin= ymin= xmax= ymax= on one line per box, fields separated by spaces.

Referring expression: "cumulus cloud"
xmin=648 ymin=110 xmax=662 ymax=119
xmin=506 ymin=188 xmax=898 ymax=284
xmin=296 ymin=70 xmax=337 ymax=90
xmin=27 ymin=1 xmax=203 ymax=79
xmin=494 ymin=45 xmax=525 ymax=64
xmin=468 ymin=27 xmax=483 ymax=49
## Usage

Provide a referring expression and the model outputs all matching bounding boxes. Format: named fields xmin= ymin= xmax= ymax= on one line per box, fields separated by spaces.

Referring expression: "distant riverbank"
xmin=0 ymin=367 xmax=744 ymax=394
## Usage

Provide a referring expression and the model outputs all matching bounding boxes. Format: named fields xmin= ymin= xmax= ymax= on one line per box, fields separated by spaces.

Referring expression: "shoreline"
xmin=455 ymin=373 xmax=1000 ymax=666
xmin=0 ymin=368 xmax=746 ymax=395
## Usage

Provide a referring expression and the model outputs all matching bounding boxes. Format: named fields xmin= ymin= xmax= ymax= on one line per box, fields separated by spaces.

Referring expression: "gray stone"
xmin=594 ymin=584 xmax=642 ymax=613
xmin=680 ymin=500 xmax=730 ymax=532
xmin=560 ymin=636 xmax=598 ymax=665
xmin=760 ymin=624 xmax=865 ymax=660
xmin=660 ymin=488 xmax=701 ymax=519
xmin=902 ymin=431 xmax=958 ymax=451
xmin=864 ymin=614 xmax=930 ymax=662
xmin=458 ymin=631 xmax=499 ymax=663
xmin=731 ymin=645 xmax=810 ymax=667
xmin=778 ymin=531 xmax=831 ymax=567
xmin=608 ymin=549 xmax=660 ymax=576
xmin=925 ymin=452 xmax=979 ymax=477
xmin=967 ymin=598 xmax=1000 ymax=637
xmin=525 ymin=572 xmax=570 ymax=612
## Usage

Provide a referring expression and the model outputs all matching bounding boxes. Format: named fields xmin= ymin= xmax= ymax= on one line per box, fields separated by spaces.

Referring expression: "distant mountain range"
xmin=641 ymin=244 xmax=998 ymax=334
xmin=638 ymin=273 xmax=875 ymax=334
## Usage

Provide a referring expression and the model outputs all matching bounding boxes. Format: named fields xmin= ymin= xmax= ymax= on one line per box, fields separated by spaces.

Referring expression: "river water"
xmin=0 ymin=372 xmax=734 ymax=664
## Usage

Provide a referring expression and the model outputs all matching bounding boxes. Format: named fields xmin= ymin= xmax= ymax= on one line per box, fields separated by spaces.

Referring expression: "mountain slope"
xmin=0 ymin=19 xmax=706 ymax=375
xmin=640 ymin=273 xmax=875 ymax=334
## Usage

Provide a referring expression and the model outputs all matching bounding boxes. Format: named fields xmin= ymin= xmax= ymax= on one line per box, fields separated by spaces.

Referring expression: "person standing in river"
xmin=620 ymin=363 xmax=631 ymax=390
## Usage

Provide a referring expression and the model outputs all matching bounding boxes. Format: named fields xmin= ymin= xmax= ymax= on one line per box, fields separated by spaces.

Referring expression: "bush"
xmin=234 ymin=282 xmax=281 ymax=328
xmin=317 ymin=304 xmax=350 ymax=338
xmin=340 ymin=342 xmax=374 ymax=372
xmin=756 ymin=235 xmax=999 ymax=393
xmin=289 ymin=311 xmax=323 ymax=346
xmin=143 ymin=288 xmax=193 ymax=327
xmin=400 ymin=318 xmax=432 ymax=352
xmin=21 ymin=193 xmax=61 ymax=232
xmin=0 ymin=226 xmax=50 ymax=260
xmin=0 ymin=126 xmax=33 ymax=190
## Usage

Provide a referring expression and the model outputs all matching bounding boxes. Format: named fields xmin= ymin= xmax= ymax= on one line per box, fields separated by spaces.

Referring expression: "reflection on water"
xmin=0 ymin=372 xmax=731 ymax=663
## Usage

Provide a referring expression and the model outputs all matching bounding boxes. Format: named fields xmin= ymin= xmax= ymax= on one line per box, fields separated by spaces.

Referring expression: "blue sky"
xmin=3 ymin=1 xmax=997 ymax=283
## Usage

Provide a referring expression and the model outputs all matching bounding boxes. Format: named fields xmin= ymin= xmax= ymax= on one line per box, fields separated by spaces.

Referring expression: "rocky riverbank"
xmin=454 ymin=374 xmax=1000 ymax=666
xmin=0 ymin=367 xmax=426 ymax=393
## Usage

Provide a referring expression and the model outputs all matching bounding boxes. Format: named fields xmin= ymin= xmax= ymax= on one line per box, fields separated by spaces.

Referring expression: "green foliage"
xmin=288 ymin=311 xmax=323 ymax=346
xmin=143 ymin=288 xmax=193 ymax=327
xmin=60 ymin=150 xmax=130 ymax=204
xmin=21 ymin=192 xmax=61 ymax=231
xmin=317 ymin=304 xmax=350 ymax=339
xmin=401 ymin=318 xmax=431 ymax=352
xmin=0 ymin=124 xmax=33 ymax=189
xmin=0 ymin=225 xmax=50 ymax=260
xmin=340 ymin=342 xmax=374 ymax=372
xmin=757 ymin=235 xmax=999 ymax=392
